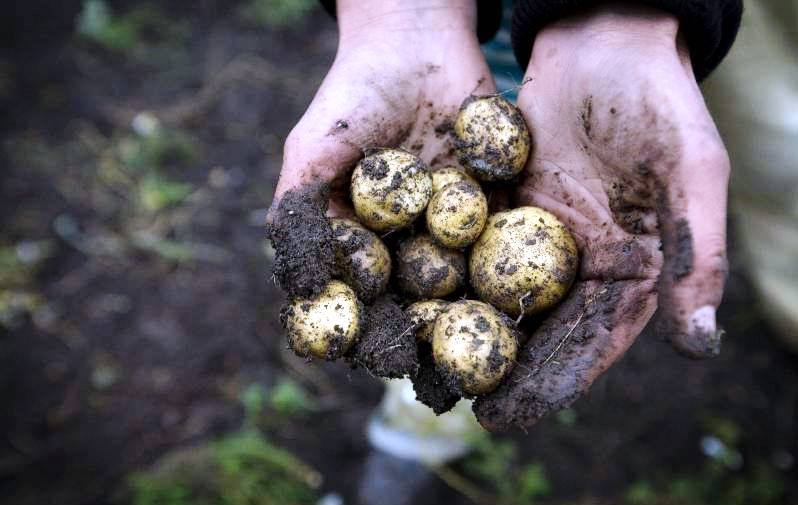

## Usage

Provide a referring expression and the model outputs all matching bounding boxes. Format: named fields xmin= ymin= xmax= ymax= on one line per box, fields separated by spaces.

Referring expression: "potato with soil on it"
xmin=406 ymin=299 xmax=449 ymax=342
xmin=330 ymin=218 xmax=391 ymax=303
xmin=469 ymin=206 xmax=578 ymax=317
xmin=426 ymin=180 xmax=488 ymax=248
xmin=430 ymin=166 xmax=477 ymax=193
xmin=396 ymin=234 xmax=466 ymax=299
xmin=453 ymin=95 xmax=531 ymax=181
xmin=350 ymin=148 xmax=432 ymax=232
xmin=281 ymin=280 xmax=361 ymax=360
xmin=432 ymin=300 xmax=518 ymax=396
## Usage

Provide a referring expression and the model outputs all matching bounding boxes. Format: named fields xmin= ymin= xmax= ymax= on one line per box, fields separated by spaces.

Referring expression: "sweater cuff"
xmin=318 ymin=0 xmax=503 ymax=44
xmin=511 ymin=0 xmax=743 ymax=81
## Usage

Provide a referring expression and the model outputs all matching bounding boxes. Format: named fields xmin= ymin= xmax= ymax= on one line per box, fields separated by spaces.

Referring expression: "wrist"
xmin=337 ymin=0 xmax=478 ymax=48
xmin=533 ymin=3 xmax=679 ymax=58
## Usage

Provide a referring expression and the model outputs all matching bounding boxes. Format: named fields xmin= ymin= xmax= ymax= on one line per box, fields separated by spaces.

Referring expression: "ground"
xmin=1 ymin=2 xmax=796 ymax=505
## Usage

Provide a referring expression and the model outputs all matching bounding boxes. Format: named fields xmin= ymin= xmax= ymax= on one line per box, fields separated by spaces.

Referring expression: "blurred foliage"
xmin=128 ymin=381 xmax=322 ymax=505
xmin=0 ymin=241 xmax=55 ymax=329
xmin=237 ymin=0 xmax=317 ymax=28
xmin=138 ymin=174 xmax=193 ymax=212
xmin=459 ymin=433 xmax=550 ymax=504
xmin=128 ymin=431 xmax=320 ymax=505
xmin=76 ymin=1 xmax=189 ymax=60
xmin=268 ymin=377 xmax=317 ymax=418
xmin=620 ymin=414 xmax=786 ymax=505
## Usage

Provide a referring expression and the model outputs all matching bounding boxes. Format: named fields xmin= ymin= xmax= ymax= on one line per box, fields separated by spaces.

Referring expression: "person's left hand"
xmin=474 ymin=4 xmax=730 ymax=430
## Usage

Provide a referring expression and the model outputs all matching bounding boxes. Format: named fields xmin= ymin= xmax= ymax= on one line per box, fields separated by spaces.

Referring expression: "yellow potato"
xmin=406 ymin=299 xmax=449 ymax=342
xmin=453 ymin=95 xmax=531 ymax=181
xmin=469 ymin=206 xmax=578 ymax=317
xmin=351 ymin=148 xmax=432 ymax=232
xmin=330 ymin=218 xmax=391 ymax=303
xmin=282 ymin=280 xmax=361 ymax=360
xmin=432 ymin=300 xmax=518 ymax=396
xmin=426 ymin=180 xmax=488 ymax=248
xmin=430 ymin=166 xmax=477 ymax=193
xmin=396 ymin=234 xmax=466 ymax=299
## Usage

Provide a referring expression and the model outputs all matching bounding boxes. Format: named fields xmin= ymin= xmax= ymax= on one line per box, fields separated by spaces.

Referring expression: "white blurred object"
xmin=367 ymin=378 xmax=482 ymax=465
xmin=131 ymin=111 xmax=161 ymax=137
xmin=703 ymin=0 xmax=798 ymax=347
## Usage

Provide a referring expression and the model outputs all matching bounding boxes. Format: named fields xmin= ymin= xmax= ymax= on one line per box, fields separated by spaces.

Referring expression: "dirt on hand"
xmin=267 ymin=185 xmax=335 ymax=298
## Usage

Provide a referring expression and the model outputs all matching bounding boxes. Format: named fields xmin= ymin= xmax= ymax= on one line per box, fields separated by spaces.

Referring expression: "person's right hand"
xmin=270 ymin=0 xmax=495 ymax=218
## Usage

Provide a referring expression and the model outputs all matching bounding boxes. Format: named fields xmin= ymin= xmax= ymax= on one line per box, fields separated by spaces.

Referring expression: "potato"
xmin=430 ymin=166 xmax=477 ymax=193
xmin=453 ymin=95 xmax=531 ymax=181
xmin=351 ymin=148 xmax=432 ymax=232
xmin=281 ymin=280 xmax=361 ymax=360
xmin=469 ymin=206 xmax=578 ymax=317
xmin=426 ymin=180 xmax=488 ymax=248
xmin=330 ymin=218 xmax=391 ymax=303
xmin=432 ymin=300 xmax=518 ymax=396
xmin=396 ymin=234 xmax=466 ymax=299
xmin=406 ymin=299 xmax=449 ymax=342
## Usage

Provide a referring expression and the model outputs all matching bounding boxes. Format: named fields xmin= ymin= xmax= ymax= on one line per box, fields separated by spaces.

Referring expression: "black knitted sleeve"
xmin=511 ymin=0 xmax=743 ymax=81
xmin=317 ymin=0 xmax=504 ymax=44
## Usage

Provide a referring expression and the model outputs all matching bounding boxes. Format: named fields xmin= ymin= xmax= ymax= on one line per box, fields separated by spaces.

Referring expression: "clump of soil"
xmin=348 ymin=296 xmax=418 ymax=378
xmin=410 ymin=342 xmax=461 ymax=414
xmin=266 ymin=185 xmax=335 ymax=298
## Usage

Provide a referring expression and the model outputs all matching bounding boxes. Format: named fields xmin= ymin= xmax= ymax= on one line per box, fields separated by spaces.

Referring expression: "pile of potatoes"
xmin=282 ymin=95 xmax=579 ymax=400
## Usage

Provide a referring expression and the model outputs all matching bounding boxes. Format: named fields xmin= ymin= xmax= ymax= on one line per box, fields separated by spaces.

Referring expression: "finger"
xmin=653 ymin=135 xmax=730 ymax=359
xmin=473 ymin=279 xmax=657 ymax=431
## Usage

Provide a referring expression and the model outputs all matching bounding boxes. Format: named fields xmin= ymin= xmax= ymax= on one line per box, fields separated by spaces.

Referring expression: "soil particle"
xmin=580 ymin=95 xmax=593 ymax=140
xmin=361 ymin=157 xmax=390 ymax=180
xmin=410 ymin=342 xmax=461 ymax=414
xmin=347 ymin=296 xmax=418 ymax=378
xmin=266 ymin=185 xmax=334 ymax=298
xmin=475 ymin=316 xmax=490 ymax=333
xmin=670 ymin=218 xmax=694 ymax=280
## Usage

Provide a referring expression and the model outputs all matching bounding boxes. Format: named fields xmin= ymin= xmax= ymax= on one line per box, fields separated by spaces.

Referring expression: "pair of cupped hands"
xmin=271 ymin=1 xmax=729 ymax=430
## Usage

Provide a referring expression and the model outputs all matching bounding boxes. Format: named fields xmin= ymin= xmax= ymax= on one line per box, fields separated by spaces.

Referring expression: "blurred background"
xmin=1 ymin=1 xmax=796 ymax=504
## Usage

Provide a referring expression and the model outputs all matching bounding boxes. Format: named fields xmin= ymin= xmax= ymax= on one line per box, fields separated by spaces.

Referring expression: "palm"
xmin=274 ymin=34 xmax=494 ymax=216
xmin=475 ymin=22 xmax=730 ymax=430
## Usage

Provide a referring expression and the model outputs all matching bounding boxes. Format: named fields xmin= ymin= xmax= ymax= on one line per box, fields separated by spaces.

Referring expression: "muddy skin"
xmin=331 ymin=223 xmax=388 ymax=304
xmin=473 ymin=281 xmax=626 ymax=431
xmin=347 ymin=296 xmax=418 ymax=378
xmin=410 ymin=341 xmax=461 ymax=414
xmin=266 ymin=185 xmax=334 ymax=298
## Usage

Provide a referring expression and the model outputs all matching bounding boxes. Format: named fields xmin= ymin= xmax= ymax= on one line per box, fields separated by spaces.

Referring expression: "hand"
xmin=474 ymin=4 xmax=730 ymax=430
xmin=270 ymin=0 xmax=495 ymax=217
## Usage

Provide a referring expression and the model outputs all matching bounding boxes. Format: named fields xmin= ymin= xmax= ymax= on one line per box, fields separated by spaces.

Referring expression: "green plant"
xmin=238 ymin=0 xmax=317 ymax=28
xmin=128 ymin=430 xmax=320 ymax=505
xmin=458 ymin=434 xmax=551 ymax=505
xmin=268 ymin=378 xmax=316 ymax=418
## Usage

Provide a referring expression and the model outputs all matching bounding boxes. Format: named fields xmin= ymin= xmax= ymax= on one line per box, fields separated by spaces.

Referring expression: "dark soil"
xmin=410 ymin=341 xmax=461 ymax=414
xmin=267 ymin=185 xmax=335 ymax=298
xmin=348 ymin=296 xmax=417 ymax=379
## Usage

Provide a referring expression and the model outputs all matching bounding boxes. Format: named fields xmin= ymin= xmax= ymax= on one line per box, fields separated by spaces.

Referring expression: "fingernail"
xmin=688 ymin=305 xmax=723 ymax=357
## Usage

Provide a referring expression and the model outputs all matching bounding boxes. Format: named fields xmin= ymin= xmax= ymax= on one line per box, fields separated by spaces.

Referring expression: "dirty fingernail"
xmin=687 ymin=305 xmax=723 ymax=358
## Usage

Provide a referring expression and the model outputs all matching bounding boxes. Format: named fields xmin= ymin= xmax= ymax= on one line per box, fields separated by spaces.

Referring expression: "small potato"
xmin=469 ymin=206 xmax=578 ymax=317
xmin=432 ymin=300 xmax=518 ymax=396
xmin=396 ymin=234 xmax=466 ymax=299
xmin=282 ymin=280 xmax=361 ymax=360
xmin=406 ymin=299 xmax=449 ymax=342
xmin=330 ymin=218 xmax=391 ymax=303
xmin=453 ymin=95 xmax=531 ymax=181
xmin=426 ymin=180 xmax=488 ymax=248
xmin=430 ymin=166 xmax=477 ymax=193
xmin=351 ymin=148 xmax=432 ymax=232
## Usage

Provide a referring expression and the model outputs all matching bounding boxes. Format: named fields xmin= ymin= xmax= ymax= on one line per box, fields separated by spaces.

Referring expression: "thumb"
xmin=654 ymin=135 xmax=730 ymax=358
